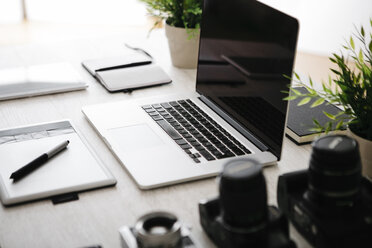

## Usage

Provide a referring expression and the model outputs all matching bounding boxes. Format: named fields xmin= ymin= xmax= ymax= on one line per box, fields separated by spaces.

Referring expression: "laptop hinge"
xmin=199 ymin=95 xmax=269 ymax=152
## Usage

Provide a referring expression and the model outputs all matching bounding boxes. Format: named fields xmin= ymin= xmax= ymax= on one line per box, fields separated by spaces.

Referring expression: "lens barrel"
xmin=134 ymin=211 xmax=182 ymax=248
xmin=219 ymin=159 xmax=267 ymax=228
xmin=306 ymin=135 xmax=361 ymax=208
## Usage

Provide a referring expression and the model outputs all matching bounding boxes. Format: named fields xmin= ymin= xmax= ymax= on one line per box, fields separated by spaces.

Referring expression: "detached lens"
xmin=220 ymin=159 xmax=267 ymax=228
xmin=306 ymin=135 xmax=361 ymax=208
xmin=134 ymin=212 xmax=182 ymax=248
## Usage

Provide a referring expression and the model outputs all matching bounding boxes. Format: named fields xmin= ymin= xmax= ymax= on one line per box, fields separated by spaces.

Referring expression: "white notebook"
xmin=0 ymin=63 xmax=88 ymax=101
xmin=0 ymin=120 xmax=116 ymax=206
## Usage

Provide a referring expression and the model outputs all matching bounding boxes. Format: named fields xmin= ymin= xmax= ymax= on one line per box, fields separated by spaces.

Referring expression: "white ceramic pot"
xmin=349 ymin=129 xmax=372 ymax=180
xmin=165 ymin=24 xmax=200 ymax=69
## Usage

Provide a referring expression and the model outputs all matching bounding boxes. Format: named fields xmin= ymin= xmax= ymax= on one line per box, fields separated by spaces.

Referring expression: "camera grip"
xmin=277 ymin=170 xmax=307 ymax=215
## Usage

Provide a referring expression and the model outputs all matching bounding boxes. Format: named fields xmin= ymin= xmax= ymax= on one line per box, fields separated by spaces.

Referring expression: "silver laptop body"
xmin=83 ymin=92 xmax=278 ymax=189
xmin=82 ymin=0 xmax=299 ymax=189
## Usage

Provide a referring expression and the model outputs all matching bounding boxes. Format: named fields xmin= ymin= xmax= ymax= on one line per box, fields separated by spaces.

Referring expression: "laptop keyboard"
xmin=142 ymin=99 xmax=251 ymax=163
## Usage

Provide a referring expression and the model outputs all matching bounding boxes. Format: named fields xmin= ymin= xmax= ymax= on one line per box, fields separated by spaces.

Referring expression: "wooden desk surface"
xmin=0 ymin=30 xmax=321 ymax=248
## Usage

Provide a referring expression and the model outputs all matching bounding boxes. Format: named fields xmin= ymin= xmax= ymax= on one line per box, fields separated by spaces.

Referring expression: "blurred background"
xmin=0 ymin=0 xmax=371 ymax=56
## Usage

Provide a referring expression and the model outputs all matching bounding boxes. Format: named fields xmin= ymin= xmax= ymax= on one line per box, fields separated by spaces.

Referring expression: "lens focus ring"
xmin=306 ymin=135 xmax=362 ymax=208
xmin=219 ymin=159 xmax=267 ymax=228
xmin=134 ymin=211 xmax=182 ymax=248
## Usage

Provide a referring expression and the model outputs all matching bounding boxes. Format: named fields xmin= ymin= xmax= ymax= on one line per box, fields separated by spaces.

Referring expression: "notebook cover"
xmin=286 ymin=87 xmax=347 ymax=143
xmin=95 ymin=63 xmax=172 ymax=92
xmin=82 ymin=54 xmax=152 ymax=76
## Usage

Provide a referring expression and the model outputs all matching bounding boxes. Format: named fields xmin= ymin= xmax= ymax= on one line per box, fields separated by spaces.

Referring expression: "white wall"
xmin=0 ymin=0 xmax=22 ymax=23
xmin=1 ymin=0 xmax=371 ymax=56
xmin=26 ymin=0 xmax=147 ymax=25
xmin=0 ymin=0 xmax=147 ymax=26
xmin=259 ymin=0 xmax=372 ymax=56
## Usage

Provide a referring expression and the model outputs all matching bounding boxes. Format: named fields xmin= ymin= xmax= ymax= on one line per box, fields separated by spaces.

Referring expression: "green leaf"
xmin=330 ymin=69 xmax=341 ymax=75
xmin=359 ymin=49 xmax=364 ymax=62
xmin=294 ymin=72 xmax=300 ymax=80
xmin=323 ymin=111 xmax=336 ymax=120
xmin=283 ymin=95 xmax=297 ymax=101
xmin=335 ymin=111 xmax=345 ymax=117
xmin=322 ymin=83 xmax=327 ymax=92
xmin=369 ymin=40 xmax=372 ymax=53
xmin=304 ymin=86 xmax=316 ymax=96
xmin=309 ymin=77 xmax=314 ymax=87
xmin=298 ymin=97 xmax=311 ymax=106
xmin=329 ymin=57 xmax=337 ymax=63
xmin=328 ymin=75 xmax=332 ymax=85
xmin=361 ymin=26 xmax=365 ymax=37
xmin=325 ymin=122 xmax=333 ymax=133
xmin=350 ymin=36 xmax=355 ymax=50
xmin=290 ymin=88 xmax=302 ymax=95
xmin=335 ymin=121 xmax=344 ymax=130
xmin=313 ymin=119 xmax=321 ymax=127
xmin=309 ymin=127 xmax=323 ymax=133
xmin=311 ymin=97 xmax=325 ymax=108
xmin=283 ymin=74 xmax=292 ymax=80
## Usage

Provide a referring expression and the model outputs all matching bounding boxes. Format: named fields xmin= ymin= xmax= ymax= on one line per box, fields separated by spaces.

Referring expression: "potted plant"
xmin=139 ymin=0 xmax=202 ymax=69
xmin=286 ymin=20 xmax=372 ymax=180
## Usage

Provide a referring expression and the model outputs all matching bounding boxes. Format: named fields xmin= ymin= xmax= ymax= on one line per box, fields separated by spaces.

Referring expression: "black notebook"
xmin=82 ymin=54 xmax=172 ymax=92
xmin=286 ymin=87 xmax=347 ymax=144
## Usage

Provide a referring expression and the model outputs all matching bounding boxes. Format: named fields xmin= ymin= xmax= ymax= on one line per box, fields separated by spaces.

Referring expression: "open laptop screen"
xmin=196 ymin=0 xmax=299 ymax=159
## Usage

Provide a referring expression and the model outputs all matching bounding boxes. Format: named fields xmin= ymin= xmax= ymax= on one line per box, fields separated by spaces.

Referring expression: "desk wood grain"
xmin=0 ymin=30 xmax=320 ymax=248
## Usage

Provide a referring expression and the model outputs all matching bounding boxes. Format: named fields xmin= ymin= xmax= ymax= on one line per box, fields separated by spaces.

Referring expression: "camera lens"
xmin=306 ymin=135 xmax=361 ymax=208
xmin=219 ymin=159 xmax=267 ymax=229
xmin=134 ymin=211 xmax=182 ymax=248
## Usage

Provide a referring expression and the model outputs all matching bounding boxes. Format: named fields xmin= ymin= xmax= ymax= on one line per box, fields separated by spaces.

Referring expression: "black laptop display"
xmin=196 ymin=0 xmax=299 ymax=158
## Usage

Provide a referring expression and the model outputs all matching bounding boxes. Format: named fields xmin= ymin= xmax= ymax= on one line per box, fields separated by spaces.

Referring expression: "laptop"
xmin=82 ymin=0 xmax=299 ymax=189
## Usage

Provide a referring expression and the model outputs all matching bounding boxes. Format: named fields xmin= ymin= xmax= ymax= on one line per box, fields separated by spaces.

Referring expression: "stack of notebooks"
xmin=285 ymin=87 xmax=347 ymax=144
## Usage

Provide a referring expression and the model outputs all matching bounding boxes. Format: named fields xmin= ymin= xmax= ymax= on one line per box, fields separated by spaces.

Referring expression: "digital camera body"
xmin=278 ymin=169 xmax=372 ymax=248
xmin=199 ymin=197 xmax=297 ymax=248
xmin=199 ymin=158 xmax=296 ymax=248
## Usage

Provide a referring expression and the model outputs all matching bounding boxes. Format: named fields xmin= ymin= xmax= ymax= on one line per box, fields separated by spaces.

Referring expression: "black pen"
xmin=10 ymin=140 xmax=70 ymax=182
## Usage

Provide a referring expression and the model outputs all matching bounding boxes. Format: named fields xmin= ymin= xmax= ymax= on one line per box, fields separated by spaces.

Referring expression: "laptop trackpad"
xmin=108 ymin=124 xmax=164 ymax=152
